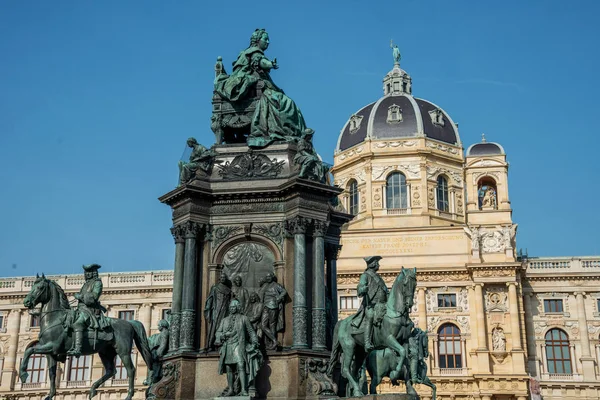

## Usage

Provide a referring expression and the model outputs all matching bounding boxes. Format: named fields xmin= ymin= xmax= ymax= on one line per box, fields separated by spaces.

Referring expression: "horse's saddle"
xmin=82 ymin=327 xmax=114 ymax=342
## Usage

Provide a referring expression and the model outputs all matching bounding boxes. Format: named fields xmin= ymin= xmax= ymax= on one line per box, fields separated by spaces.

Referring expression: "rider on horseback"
xmin=67 ymin=263 xmax=107 ymax=357
xmin=352 ymin=256 xmax=389 ymax=352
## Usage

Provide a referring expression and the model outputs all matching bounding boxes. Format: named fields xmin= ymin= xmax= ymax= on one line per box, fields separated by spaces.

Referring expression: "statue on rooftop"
xmin=213 ymin=29 xmax=308 ymax=148
xmin=391 ymin=40 xmax=401 ymax=65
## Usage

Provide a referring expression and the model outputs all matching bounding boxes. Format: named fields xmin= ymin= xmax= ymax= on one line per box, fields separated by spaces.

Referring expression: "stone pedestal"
xmin=158 ymin=142 xmax=351 ymax=399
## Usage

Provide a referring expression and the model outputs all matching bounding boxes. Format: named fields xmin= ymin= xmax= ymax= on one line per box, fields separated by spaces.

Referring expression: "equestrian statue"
xmin=327 ymin=256 xmax=435 ymax=398
xmin=21 ymin=265 xmax=153 ymax=400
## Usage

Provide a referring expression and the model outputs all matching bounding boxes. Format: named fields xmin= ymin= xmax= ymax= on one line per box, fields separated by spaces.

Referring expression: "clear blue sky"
xmin=1 ymin=1 xmax=599 ymax=277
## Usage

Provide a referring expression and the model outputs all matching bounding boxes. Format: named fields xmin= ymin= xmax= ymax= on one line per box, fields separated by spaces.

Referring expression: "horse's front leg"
xmin=19 ymin=342 xmax=54 ymax=383
xmin=384 ymin=335 xmax=406 ymax=376
xmin=45 ymin=356 xmax=57 ymax=400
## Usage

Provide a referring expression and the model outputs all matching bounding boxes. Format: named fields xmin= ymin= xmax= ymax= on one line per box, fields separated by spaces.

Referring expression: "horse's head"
xmin=388 ymin=267 xmax=418 ymax=316
xmin=23 ymin=273 xmax=51 ymax=309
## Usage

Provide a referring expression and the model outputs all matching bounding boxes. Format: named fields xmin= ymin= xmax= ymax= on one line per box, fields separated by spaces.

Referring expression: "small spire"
xmin=390 ymin=39 xmax=401 ymax=67
xmin=481 ymin=133 xmax=487 ymax=143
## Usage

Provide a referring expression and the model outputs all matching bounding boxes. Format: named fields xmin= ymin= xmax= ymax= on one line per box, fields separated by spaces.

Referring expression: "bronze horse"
xmin=22 ymin=274 xmax=153 ymax=400
xmin=327 ymin=267 xmax=417 ymax=396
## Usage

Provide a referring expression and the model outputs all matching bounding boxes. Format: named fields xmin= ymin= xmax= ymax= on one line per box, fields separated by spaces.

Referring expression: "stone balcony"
xmin=0 ymin=270 xmax=174 ymax=294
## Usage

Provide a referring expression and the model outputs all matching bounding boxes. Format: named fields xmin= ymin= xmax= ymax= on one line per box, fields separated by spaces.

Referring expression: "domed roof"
xmin=466 ymin=134 xmax=505 ymax=156
xmin=336 ymin=58 xmax=460 ymax=152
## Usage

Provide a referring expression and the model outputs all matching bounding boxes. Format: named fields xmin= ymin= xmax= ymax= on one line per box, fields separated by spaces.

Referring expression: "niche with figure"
xmin=222 ymin=242 xmax=275 ymax=294
xmin=477 ymin=177 xmax=497 ymax=210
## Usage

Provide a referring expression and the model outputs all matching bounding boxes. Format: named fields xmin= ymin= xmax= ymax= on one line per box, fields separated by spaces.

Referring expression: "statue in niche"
xmin=246 ymin=292 xmax=263 ymax=334
xmin=144 ymin=318 xmax=170 ymax=391
xmin=258 ymin=272 xmax=287 ymax=350
xmin=205 ymin=272 xmax=233 ymax=351
xmin=492 ymin=327 xmax=506 ymax=352
xmin=479 ymin=184 xmax=497 ymax=209
xmin=215 ymin=299 xmax=263 ymax=397
xmin=293 ymin=128 xmax=330 ymax=183
xmin=223 ymin=243 xmax=264 ymax=287
xmin=232 ymin=276 xmax=250 ymax=314
xmin=213 ymin=29 xmax=308 ymax=148
xmin=178 ymin=137 xmax=216 ymax=186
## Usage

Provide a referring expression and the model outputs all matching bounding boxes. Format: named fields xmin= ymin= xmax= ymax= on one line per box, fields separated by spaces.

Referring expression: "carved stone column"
xmin=312 ymin=220 xmax=328 ymax=351
xmin=325 ymin=244 xmax=340 ymax=325
xmin=0 ymin=309 xmax=21 ymax=391
xmin=507 ymin=282 xmax=522 ymax=350
xmin=180 ymin=221 xmax=202 ymax=352
xmin=287 ymin=216 xmax=309 ymax=349
xmin=139 ymin=303 xmax=152 ymax=335
xmin=523 ymin=293 xmax=539 ymax=375
xmin=418 ymin=287 xmax=427 ymax=331
xmin=575 ymin=292 xmax=595 ymax=379
xmin=474 ymin=284 xmax=488 ymax=350
xmin=169 ymin=224 xmax=186 ymax=352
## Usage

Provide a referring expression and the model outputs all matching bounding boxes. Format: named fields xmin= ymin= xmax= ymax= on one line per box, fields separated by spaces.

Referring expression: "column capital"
xmin=285 ymin=216 xmax=310 ymax=235
xmin=505 ymin=281 xmax=517 ymax=288
xmin=574 ymin=291 xmax=587 ymax=297
xmin=9 ymin=308 xmax=22 ymax=316
xmin=183 ymin=220 xmax=203 ymax=239
xmin=170 ymin=224 xmax=186 ymax=243
xmin=312 ymin=220 xmax=329 ymax=237
xmin=141 ymin=303 xmax=153 ymax=309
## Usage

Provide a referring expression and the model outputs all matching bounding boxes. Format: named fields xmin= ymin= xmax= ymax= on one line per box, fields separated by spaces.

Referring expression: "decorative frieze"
xmin=372 ymin=164 xmax=421 ymax=180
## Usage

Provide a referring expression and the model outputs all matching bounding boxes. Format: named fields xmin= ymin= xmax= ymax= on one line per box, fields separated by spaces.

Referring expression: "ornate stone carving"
xmin=473 ymin=171 xmax=500 ymax=184
xmin=456 ymin=192 xmax=464 ymax=214
xmin=412 ymin=185 xmax=421 ymax=206
xmin=457 ymin=315 xmax=470 ymax=332
xmin=425 ymin=287 xmax=469 ymax=313
xmin=492 ymin=327 xmax=506 ymax=351
xmin=373 ymin=187 xmax=382 ymax=208
xmin=305 ymin=358 xmax=337 ymax=396
xmin=312 ymin=309 xmax=327 ymax=350
xmin=312 ymin=220 xmax=329 ymax=237
xmin=373 ymin=140 xmax=417 ymax=149
xmin=372 ymin=164 xmax=420 ymax=180
xmin=293 ymin=307 xmax=308 ymax=347
xmin=485 ymin=287 xmax=508 ymax=312
xmin=426 ymin=166 xmax=462 ymax=184
xmin=216 ymin=151 xmax=285 ymax=179
xmin=349 ymin=114 xmax=364 ymax=134
xmin=338 ymin=146 xmax=364 ymax=161
xmin=386 ymin=104 xmax=403 ymax=124
xmin=179 ymin=310 xmax=195 ymax=350
xmin=212 ymin=225 xmax=243 ymax=249
xmin=182 ymin=220 xmax=203 ymax=239
xmin=147 ymin=360 xmax=180 ymax=400
xmin=429 ymin=109 xmax=445 ymax=127
xmin=418 ymin=272 xmax=470 ymax=282
xmin=427 ymin=187 xmax=435 ymax=208
xmin=253 ymin=222 xmax=284 ymax=249
xmin=286 ymin=216 xmax=310 ymax=235
xmin=426 ymin=141 xmax=459 ymax=155
xmin=211 ymin=202 xmax=283 ymax=215
xmin=481 ymin=229 xmax=505 ymax=253
xmin=427 ymin=316 xmax=440 ymax=332
xmin=170 ymin=224 xmax=186 ymax=244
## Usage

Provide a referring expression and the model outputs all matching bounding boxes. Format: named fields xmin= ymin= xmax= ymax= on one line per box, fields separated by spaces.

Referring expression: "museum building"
xmin=0 ymin=57 xmax=600 ymax=400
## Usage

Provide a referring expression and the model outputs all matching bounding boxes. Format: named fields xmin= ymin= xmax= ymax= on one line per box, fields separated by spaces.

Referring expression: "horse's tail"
xmin=326 ymin=320 xmax=341 ymax=377
xmin=129 ymin=320 xmax=153 ymax=370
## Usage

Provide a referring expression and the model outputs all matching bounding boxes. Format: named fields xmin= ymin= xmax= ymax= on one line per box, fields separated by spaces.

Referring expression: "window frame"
xmin=118 ymin=310 xmax=135 ymax=321
xmin=339 ymin=295 xmax=361 ymax=310
xmin=67 ymin=355 xmax=91 ymax=382
xmin=385 ymin=172 xmax=408 ymax=210
xmin=545 ymin=328 xmax=572 ymax=374
xmin=437 ymin=293 xmax=457 ymax=308
xmin=436 ymin=175 xmax=449 ymax=212
xmin=30 ymin=314 xmax=41 ymax=328
xmin=348 ymin=180 xmax=359 ymax=216
xmin=24 ymin=344 xmax=47 ymax=384
xmin=438 ymin=323 xmax=462 ymax=369
xmin=543 ymin=299 xmax=564 ymax=314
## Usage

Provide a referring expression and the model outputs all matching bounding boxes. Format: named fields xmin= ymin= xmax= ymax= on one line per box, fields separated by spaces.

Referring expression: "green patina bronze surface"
xmin=213 ymin=29 xmax=307 ymax=148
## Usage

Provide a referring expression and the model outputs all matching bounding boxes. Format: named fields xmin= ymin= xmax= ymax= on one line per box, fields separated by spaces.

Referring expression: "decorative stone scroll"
xmin=484 ymin=286 xmax=508 ymax=312
xmin=372 ymin=164 xmax=420 ymax=180
xmin=216 ymin=151 xmax=285 ymax=179
xmin=304 ymin=358 xmax=337 ymax=396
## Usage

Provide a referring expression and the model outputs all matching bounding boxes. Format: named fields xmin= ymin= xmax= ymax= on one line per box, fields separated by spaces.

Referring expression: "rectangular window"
xmin=597 ymin=299 xmax=600 ymax=312
xmin=437 ymin=294 xmax=457 ymax=308
xmin=30 ymin=314 xmax=41 ymax=328
xmin=67 ymin=355 xmax=91 ymax=381
xmin=25 ymin=354 xmax=47 ymax=383
xmin=339 ymin=296 xmax=360 ymax=310
xmin=162 ymin=309 xmax=171 ymax=321
xmin=114 ymin=356 xmax=128 ymax=380
xmin=544 ymin=299 xmax=564 ymax=313
xmin=0 ymin=313 xmax=4 ymax=329
xmin=118 ymin=311 xmax=135 ymax=321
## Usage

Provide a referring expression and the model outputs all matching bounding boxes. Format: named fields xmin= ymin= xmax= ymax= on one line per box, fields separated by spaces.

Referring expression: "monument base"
xmin=155 ymin=349 xmax=336 ymax=400
xmin=353 ymin=395 xmax=418 ymax=400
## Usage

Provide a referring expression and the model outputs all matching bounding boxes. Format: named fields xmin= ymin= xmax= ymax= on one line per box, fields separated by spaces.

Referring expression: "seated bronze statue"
xmin=212 ymin=29 xmax=307 ymax=148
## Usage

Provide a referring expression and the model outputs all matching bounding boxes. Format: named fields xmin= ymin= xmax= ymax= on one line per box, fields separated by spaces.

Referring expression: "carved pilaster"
xmin=312 ymin=309 xmax=327 ymax=350
xmin=169 ymin=312 xmax=181 ymax=352
xmin=180 ymin=310 xmax=195 ymax=351
xmin=293 ymin=307 xmax=308 ymax=348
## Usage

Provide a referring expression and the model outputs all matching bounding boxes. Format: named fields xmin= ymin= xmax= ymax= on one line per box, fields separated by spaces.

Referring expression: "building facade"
xmin=331 ymin=54 xmax=600 ymax=400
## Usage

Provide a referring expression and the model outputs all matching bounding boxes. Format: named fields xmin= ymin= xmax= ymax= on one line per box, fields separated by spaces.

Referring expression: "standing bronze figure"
xmin=258 ymin=272 xmax=287 ymax=350
xmin=205 ymin=272 xmax=233 ymax=350
xmin=231 ymin=275 xmax=250 ymax=314
xmin=216 ymin=299 xmax=263 ymax=396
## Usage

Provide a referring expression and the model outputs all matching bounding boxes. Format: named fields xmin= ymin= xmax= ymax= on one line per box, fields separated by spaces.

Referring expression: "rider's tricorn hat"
xmin=363 ymin=256 xmax=382 ymax=266
xmin=82 ymin=263 xmax=101 ymax=272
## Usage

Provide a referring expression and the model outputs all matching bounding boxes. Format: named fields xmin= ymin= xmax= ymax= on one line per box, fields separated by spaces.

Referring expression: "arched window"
xmin=24 ymin=343 xmax=46 ymax=384
xmin=348 ymin=180 xmax=359 ymax=216
xmin=67 ymin=355 xmax=91 ymax=382
xmin=545 ymin=329 xmax=572 ymax=374
xmin=438 ymin=324 xmax=462 ymax=368
xmin=386 ymin=172 xmax=408 ymax=209
xmin=436 ymin=175 xmax=449 ymax=212
xmin=477 ymin=177 xmax=497 ymax=210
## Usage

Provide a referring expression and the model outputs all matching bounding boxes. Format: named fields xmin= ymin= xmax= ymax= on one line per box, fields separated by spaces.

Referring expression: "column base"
xmin=0 ymin=370 xmax=16 ymax=391
xmin=580 ymin=356 xmax=596 ymax=380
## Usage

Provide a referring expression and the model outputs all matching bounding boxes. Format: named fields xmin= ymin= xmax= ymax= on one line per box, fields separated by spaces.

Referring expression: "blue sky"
xmin=1 ymin=1 xmax=599 ymax=277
